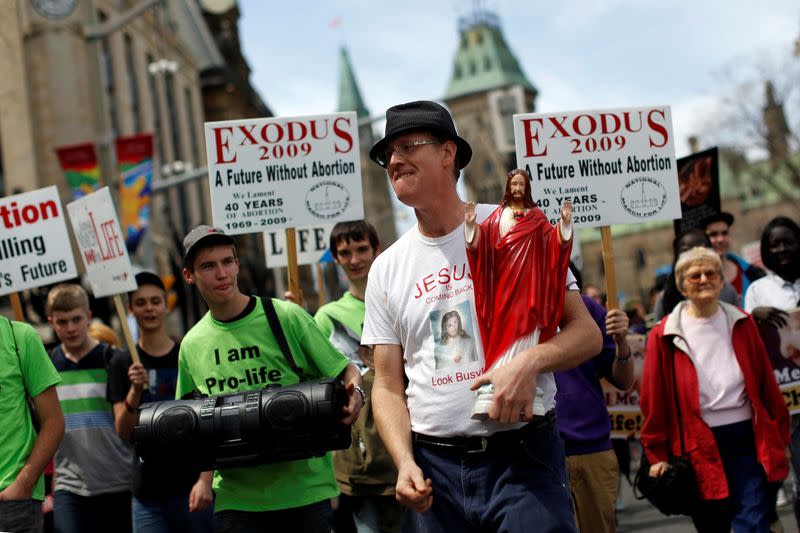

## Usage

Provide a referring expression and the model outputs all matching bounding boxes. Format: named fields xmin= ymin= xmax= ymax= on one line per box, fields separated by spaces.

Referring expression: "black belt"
xmin=413 ymin=409 xmax=556 ymax=454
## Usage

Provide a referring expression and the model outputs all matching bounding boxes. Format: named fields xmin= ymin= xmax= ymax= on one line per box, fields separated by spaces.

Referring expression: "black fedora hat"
xmin=369 ymin=100 xmax=472 ymax=170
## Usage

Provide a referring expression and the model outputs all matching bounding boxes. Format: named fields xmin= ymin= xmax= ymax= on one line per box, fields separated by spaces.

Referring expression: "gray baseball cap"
xmin=183 ymin=225 xmax=234 ymax=267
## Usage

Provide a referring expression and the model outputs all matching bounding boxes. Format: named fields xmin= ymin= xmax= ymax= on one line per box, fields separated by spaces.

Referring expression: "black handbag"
xmin=634 ymin=347 xmax=699 ymax=516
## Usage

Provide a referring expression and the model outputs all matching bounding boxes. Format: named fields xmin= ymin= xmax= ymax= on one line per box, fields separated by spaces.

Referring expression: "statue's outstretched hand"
xmin=561 ymin=199 xmax=573 ymax=226
xmin=465 ymin=201 xmax=477 ymax=227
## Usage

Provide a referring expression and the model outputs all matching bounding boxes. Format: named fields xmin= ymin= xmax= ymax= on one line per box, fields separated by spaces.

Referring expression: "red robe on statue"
xmin=467 ymin=204 xmax=573 ymax=371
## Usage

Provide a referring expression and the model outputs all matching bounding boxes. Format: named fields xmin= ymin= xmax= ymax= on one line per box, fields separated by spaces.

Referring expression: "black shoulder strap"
xmin=5 ymin=317 xmax=33 ymax=401
xmin=261 ymin=297 xmax=305 ymax=380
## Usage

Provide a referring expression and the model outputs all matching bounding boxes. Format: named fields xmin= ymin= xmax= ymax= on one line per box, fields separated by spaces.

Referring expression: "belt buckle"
xmin=467 ymin=437 xmax=488 ymax=454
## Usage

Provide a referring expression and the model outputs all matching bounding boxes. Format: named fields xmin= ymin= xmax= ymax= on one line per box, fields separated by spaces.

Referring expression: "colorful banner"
xmin=55 ymin=143 xmax=102 ymax=199
xmin=116 ymin=134 xmax=154 ymax=254
xmin=673 ymin=147 xmax=720 ymax=234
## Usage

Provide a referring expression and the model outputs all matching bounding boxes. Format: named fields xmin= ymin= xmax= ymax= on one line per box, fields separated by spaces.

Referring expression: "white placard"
xmin=263 ymin=224 xmax=334 ymax=268
xmin=204 ymin=112 xmax=364 ymax=235
xmin=513 ymin=106 xmax=680 ymax=227
xmin=66 ymin=187 xmax=137 ymax=297
xmin=0 ymin=186 xmax=78 ymax=296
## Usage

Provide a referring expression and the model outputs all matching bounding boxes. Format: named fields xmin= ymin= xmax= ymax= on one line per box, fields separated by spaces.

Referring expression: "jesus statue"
xmin=465 ymin=168 xmax=574 ymax=420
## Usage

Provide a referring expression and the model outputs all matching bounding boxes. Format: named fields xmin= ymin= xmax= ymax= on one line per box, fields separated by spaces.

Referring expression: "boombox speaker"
xmin=133 ymin=378 xmax=351 ymax=470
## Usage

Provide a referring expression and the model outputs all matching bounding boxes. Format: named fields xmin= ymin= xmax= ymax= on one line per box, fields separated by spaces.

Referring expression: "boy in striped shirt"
xmin=47 ymin=283 xmax=133 ymax=533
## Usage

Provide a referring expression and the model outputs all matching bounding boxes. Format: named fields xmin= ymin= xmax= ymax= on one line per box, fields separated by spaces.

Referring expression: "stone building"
xmin=443 ymin=9 xmax=537 ymax=204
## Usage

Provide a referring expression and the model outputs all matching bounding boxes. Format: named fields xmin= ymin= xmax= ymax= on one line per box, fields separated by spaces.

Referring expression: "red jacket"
xmin=640 ymin=301 xmax=790 ymax=500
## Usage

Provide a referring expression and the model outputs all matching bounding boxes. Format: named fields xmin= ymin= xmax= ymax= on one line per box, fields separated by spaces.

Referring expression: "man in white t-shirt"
xmin=362 ymin=100 xmax=602 ymax=531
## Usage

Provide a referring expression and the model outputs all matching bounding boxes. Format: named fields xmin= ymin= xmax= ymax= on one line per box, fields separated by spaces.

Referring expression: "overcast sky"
xmin=239 ymin=0 xmax=798 ymax=160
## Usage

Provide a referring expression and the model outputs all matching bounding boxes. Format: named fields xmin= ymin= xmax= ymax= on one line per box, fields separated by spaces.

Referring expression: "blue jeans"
xmin=0 ymin=499 xmax=42 ymax=533
xmin=54 ymin=490 xmax=131 ymax=533
xmin=692 ymin=420 xmax=771 ymax=533
xmin=132 ymin=494 xmax=213 ymax=533
xmin=412 ymin=414 xmax=577 ymax=532
xmin=213 ymin=499 xmax=332 ymax=533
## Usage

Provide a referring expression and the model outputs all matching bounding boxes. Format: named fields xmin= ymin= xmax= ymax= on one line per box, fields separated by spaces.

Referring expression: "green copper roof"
xmin=444 ymin=11 xmax=535 ymax=99
xmin=337 ymin=46 xmax=370 ymax=118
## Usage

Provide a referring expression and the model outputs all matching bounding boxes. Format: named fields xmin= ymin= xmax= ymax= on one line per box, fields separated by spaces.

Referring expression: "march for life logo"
xmin=0 ymin=186 xmax=77 ymax=296
xmin=67 ymin=187 xmax=137 ymax=297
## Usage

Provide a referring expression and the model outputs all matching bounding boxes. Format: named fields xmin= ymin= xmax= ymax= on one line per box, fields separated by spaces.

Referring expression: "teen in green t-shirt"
xmin=0 ymin=317 xmax=64 ymax=533
xmin=314 ymin=221 xmax=406 ymax=533
xmin=178 ymin=225 xmax=364 ymax=533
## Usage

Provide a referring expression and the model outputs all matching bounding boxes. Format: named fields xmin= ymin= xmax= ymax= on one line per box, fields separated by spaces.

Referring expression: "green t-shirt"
xmin=315 ymin=293 xmax=398 ymax=496
xmin=314 ymin=292 xmax=365 ymax=367
xmin=0 ymin=319 xmax=61 ymax=500
xmin=176 ymin=297 xmax=350 ymax=512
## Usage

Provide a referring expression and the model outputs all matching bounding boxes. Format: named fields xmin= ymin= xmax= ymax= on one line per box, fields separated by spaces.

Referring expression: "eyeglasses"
xmin=377 ymin=140 xmax=440 ymax=167
xmin=685 ymin=270 xmax=720 ymax=284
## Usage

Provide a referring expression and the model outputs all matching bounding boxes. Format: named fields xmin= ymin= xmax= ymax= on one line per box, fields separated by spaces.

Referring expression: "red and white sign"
xmin=204 ymin=112 xmax=364 ymax=235
xmin=513 ymin=106 xmax=681 ymax=228
xmin=66 ymin=187 xmax=136 ymax=297
xmin=0 ymin=186 xmax=77 ymax=296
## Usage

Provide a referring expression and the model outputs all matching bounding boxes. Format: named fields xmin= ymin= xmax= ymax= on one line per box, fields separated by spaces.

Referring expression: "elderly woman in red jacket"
xmin=641 ymin=246 xmax=790 ymax=532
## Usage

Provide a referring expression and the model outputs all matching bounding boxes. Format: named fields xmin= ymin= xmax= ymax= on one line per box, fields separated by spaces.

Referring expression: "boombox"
xmin=133 ymin=378 xmax=351 ymax=470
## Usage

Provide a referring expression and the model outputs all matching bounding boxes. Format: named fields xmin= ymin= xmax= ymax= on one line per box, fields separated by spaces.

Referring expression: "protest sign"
xmin=67 ymin=187 xmax=142 ymax=366
xmin=263 ymin=224 xmax=334 ymax=268
xmin=673 ymin=147 xmax=720 ymax=234
xmin=602 ymin=333 xmax=645 ymax=438
xmin=204 ymin=112 xmax=364 ymax=235
xmin=0 ymin=186 xmax=78 ymax=297
xmin=66 ymin=187 xmax=137 ymax=297
xmin=513 ymin=106 xmax=680 ymax=228
xmin=514 ymin=106 xmax=680 ymax=309
xmin=760 ymin=307 xmax=800 ymax=415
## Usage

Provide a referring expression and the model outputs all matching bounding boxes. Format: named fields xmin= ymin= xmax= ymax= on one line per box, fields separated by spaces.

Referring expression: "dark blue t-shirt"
xmin=554 ymin=295 xmax=617 ymax=456
xmin=107 ymin=341 xmax=200 ymax=500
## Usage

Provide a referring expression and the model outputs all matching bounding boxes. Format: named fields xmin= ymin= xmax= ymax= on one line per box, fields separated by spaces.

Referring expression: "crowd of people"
xmin=1 ymin=99 xmax=799 ymax=533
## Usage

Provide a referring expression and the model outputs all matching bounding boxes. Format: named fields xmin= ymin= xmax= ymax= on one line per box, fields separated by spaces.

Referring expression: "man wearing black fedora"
xmin=703 ymin=211 xmax=765 ymax=305
xmin=361 ymin=100 xmax=601 ymax=531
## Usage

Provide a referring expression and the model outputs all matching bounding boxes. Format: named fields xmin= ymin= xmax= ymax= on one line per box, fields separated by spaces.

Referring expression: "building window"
xmin=97 ymin=11 xmax=118 ymax=137
xmin=145 ymin=53 xmax=164 ymax=164
xmin=124 ymin=34 xmax=141 ymax=134
xmin=164 ymin=72 xmax=182 ymax=162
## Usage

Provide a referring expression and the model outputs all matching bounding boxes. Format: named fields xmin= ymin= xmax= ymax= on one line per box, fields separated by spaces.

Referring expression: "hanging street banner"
xmin=263 ymin=224 xmax=335 ymax=268
xmin=204 ymin=112 xmax=364 ymax=236
xmin=116 ymin=134 xmax=154 ymax=254
xmin=513 ymin=106 xmax=681 ymax=228
xmin=0 ymin=186 xmax=78 ymax=296
xmin=66 ymin=187 xmax=137 ymax=297
xmin=55 ymin=142 xmax=102 ymax=199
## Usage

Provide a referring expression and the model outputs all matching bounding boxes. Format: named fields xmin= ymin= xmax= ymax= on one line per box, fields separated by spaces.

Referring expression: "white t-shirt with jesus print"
xmin=362 ymin=203 xmax=577 ymax=437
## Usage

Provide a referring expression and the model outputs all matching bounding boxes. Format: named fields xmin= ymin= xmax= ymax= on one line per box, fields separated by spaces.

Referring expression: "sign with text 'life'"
xmin=0 ymin=186 xmax=77 ymax=296
xmin=263 ymin=224 xmax=334 ymax=268
xmin=66 ymin=187 xmax=136 ymax=297
xmin=204 ymin=112 xmax=364 ymax=236
xmin=513 ymin=106 xmax=681 ymax=228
